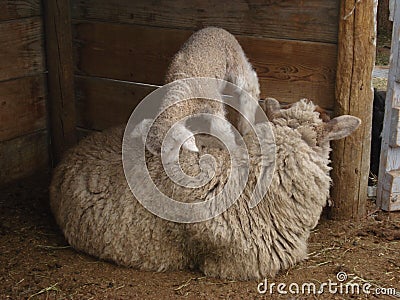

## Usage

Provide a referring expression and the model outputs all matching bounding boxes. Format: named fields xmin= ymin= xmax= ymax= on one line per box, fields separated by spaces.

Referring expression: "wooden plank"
xmin=390 ymin=0 xmax=395 ymax=21
xmin=379 ymin=171 xmax=400 ymax=211
xmin=0 ymin=0 xmax=41 ymax=21
xmin=44 ymin=0 xmax=77 ymax=165
xmin=239 ymin=36 xmax=337 ymax=110
xmin=71 ymin=0 xmax=340 ymax=44
xmin=0 ymin=17 xmax=45 ymax=81
xmin=389 ymin=108 xmax=400 ymax=147
xmin=75 ymin=75 xmax=336 ymax=133
xmin=75 ymin=76 xmax=156 ymax=130
xmin=330 ymin=0 xmax=377 ymax=220
xmin=382 ymin=170 xmax=400 ymax=193
xmin=0 ymin=130 xmax=49 ymax=185
xmin=73 ymin=22 xmax=337 ymax=110
xmin=377 ymin=0 xmax=400 ymax=211
xmin=73 ymin=22 xmax=191 ymax=85
xmin=0 ymin=75 xmax=47 ymax=141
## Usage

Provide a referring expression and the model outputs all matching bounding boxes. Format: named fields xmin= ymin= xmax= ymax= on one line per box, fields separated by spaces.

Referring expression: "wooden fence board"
xmin=73 ymin=22 xmax=190 ymax=84
xmin=75 ymin=76 xmax=156 ymax=130
xmin=0 ymin=130 xmax=48 ymax=185
xmin=74 ymin=22 xmax=337 ymax=109
xmin=377 ymin=0 xmax=400 ymax=211
xmin=0 ymin=17 xmax=45 ymax=81
xmin=0 ymin=75 xmax=47 ymax=141
xmin=44 ymin=0 xmax=77 ymax=164
xmin=239 ymin=36 xmax=337 ymax=109
xmin=71 ymin=0 xmax=339 ymax=44
xmin=0 ymin=0 xmax=41 ymax=21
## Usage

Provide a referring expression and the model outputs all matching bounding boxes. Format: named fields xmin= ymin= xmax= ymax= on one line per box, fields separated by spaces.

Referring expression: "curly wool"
xmin=50 ymin=100 xmax=332 ymax=280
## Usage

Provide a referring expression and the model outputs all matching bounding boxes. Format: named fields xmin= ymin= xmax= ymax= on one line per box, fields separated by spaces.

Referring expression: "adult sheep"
xmin=50 ymin=98 xmax=360 ymax=280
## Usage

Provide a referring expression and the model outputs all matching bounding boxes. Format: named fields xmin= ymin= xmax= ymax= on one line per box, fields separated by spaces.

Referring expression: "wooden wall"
xmin=70 ymin=0 xmax=340 ymax=133
xmin=0 ymin=0 xmax=341 ymax=184
xmin=0 ymin=1 xmax=373 ymax=219
xmin=0 ymin=0 xmax=48 ymax=185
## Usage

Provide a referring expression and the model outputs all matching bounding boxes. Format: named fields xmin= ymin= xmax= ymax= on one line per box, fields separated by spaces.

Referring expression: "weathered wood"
xmin=390 ymin=0 xmax=395 ymax=21
xmin=44 ymin=0 xmax=77 ymax=165
xmin=75 ymin=76 xmax=156 ymax=130
xmin=0 ymin=17 xmax=45 ymax=81
xmin=0 ymin=75 xmax=47 ymax=141
xmin=0 ymin=130 xmax=48 ymax=185
xmin=377 ymin=0 xmax=400 ymax=211
xmin=239 ymin=36 xmax=337 ymax=110
xmin=330 ymin=0 xmax=377 ymax=220
xmin=74 ymin=22 xmax=337 ymax=110
xmin=71 ymin=0 xmax=339 ymax=44
xmin=73 ymin=22 xmax=190 ymax=84
xmin=0 ymin=0 xmax=41 ymax=21
xmin=389 ymin=108 xmax=400 ymax=147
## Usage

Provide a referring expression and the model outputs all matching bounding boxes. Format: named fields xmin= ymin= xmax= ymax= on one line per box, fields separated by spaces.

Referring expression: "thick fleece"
xmin=50 ymin=99 xmax=359 ymax=280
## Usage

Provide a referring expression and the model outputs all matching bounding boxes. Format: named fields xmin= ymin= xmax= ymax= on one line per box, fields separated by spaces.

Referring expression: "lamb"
xmin=49 ymin=98 xmax=360 ymax=280
xmin=143 ymin=27 xmax=260 ymax=162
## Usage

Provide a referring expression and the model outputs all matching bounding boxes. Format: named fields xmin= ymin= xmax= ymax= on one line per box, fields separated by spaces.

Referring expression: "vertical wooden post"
xmin=377 ymin=0 xmax=400 ymax=211
xmin=43 ymin=0 xmax=77 ymax=165
xmin=330 ymin=0 xmax=377 ymax=220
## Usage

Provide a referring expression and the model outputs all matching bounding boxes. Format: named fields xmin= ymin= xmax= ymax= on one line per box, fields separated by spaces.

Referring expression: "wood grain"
xmin=73 ymin=22 xmax=337 ymax=109
xmin=75 ymin=76 xmax=156 ymax=130
xmin=73 ymin=22 xmax=191 ymax=85
xmin=71 ymin=0 xmax=340 ymax=43
xmin=377 ymin=0 xmax=400 ymax=211
xmin=0 ymin=0 xmax=41 ymax=21
xmin=330 ymin=0 xmax=376 ymax=219
xmin=239 ymin=36 xmax=337 ymax=109
xmin=389 ymin=108 xmax=400 ymax=147
xmin=0 ymin=130 xmax=48 ymax=185
xmin=44 ymin=0 xmax=77 ymax=164
xmin=0 ymin=17 xmax=45 ymax=81
xmin=0 ymin=75 xmax=47 ymax=142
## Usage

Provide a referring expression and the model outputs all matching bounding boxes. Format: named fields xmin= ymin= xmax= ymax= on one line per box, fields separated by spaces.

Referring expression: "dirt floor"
xmin=0 ymin=174 xmax=399 ymax=300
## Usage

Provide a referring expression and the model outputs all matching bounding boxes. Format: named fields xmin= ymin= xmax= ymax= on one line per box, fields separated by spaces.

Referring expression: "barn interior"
xmin=0 ymin=1 xmax=399 ymax=298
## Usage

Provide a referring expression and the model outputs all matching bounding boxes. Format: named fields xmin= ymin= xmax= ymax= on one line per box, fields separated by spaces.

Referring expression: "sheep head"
xmin=262 ymin=97 xmax=361 ymax=160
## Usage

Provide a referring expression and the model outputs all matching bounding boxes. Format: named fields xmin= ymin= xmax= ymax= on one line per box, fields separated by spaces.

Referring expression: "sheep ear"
xmin=322 ymin=115 xmax=361 ymax=141
xmin=263 ymin=98 xmax=280 ymax=120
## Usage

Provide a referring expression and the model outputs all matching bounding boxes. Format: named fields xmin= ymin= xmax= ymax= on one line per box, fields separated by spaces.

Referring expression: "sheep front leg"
xmin=237 ymin=92 xmax=258 ymax=135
